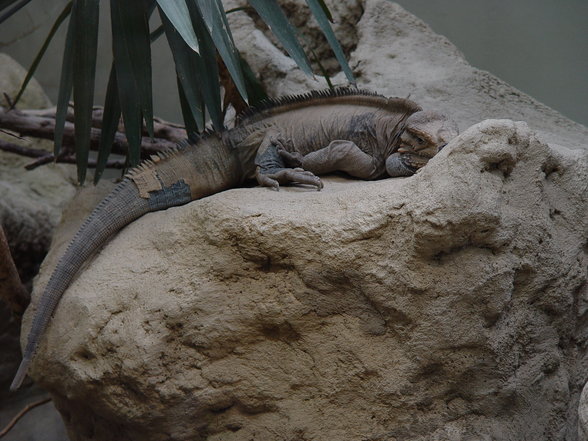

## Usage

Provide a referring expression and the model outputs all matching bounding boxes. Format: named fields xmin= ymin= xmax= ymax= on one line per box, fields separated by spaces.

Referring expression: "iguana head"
xmin=386 ymin=110 xmax=458 ymax=175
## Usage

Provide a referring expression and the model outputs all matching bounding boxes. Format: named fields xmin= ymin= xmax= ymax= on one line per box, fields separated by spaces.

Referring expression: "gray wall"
xmin=394 ymin=0 xmax=588 ymax=127
xmin=0 ymin=0 xmax=586 ymax=125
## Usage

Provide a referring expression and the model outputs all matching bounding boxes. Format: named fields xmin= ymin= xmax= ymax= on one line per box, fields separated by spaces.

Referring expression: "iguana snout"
xmin=389 ymin=110 xmax=459 ymax=173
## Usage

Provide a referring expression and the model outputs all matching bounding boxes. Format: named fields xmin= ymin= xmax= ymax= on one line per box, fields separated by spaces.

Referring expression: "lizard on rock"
xmin=10 ymin=88 xmax=458 ymax=391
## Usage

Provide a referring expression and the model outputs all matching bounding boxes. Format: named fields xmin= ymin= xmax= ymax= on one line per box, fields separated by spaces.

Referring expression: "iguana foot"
xmin=255 ymin=166 xmax=323 ymax=191
xmin=276 ymin=145 xmax=304 ymax=168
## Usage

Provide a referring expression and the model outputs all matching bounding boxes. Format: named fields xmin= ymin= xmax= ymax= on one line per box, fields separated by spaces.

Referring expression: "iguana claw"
xmin=255 ymin=166 xmax=323 ymax=191
xmin=277 ymin=146 xmax=304 ymax=168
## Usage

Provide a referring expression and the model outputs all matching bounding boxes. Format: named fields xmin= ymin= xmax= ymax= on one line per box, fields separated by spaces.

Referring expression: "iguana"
xmin=10 ymin=88 xmax=458 ymax=391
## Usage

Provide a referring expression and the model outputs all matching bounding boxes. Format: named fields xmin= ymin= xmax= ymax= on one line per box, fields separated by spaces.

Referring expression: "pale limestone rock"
xmin=580 ymin=382 xmax=588 ymax=441
xmin=0 ymin=53 xmax=52 ymax=110
xmin=28 ymin=119 xmax=588 ymax=440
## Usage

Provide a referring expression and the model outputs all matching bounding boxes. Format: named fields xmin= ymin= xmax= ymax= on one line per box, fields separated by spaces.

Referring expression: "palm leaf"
xmin=305 ymin=0 xmax=354 ymax=84
xmin=11 ymin=1 xmax=73 ymax=109
xmin=186 ymin=1 xmax=223 ymax=130
xmin=177 ymin=78 xmax=201 ymax=136
xmin=247 ymin=0 xmax=313 ymax=76
xmin=94 ymin=65 xmax=121 ymax=184
xmin=72 ymin=0 xmax=100 ymax=184
xmin=194 ymin=0 xmax=248 ymax=102
xmin=160 ymin=8 xmax=205 ymax=132
xmin=239 ymin=55 xmax=268 ymax=106
xmin=314 ymin=0 xmax=333 ymax=22
xmin=53 ymin=1 xmax=77 ymax=157
xmin=110 ymin=0 xmax=153 ymax=167
xmin=156 ymin=0 xmax=199 ymax=53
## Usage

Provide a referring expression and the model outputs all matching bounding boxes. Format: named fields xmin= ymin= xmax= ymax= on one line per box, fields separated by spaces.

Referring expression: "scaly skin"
xmin=11 ymin=88 xmax=458 ymax=391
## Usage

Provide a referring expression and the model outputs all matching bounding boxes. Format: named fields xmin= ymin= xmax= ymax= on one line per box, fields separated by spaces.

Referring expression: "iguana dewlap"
xmin=11 ymin=88 xmax=458 ymax=391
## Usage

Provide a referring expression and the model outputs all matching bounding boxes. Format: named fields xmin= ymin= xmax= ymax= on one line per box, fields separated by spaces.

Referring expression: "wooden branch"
xmin=0 ymin=226 xmax=30 ymax=316
xmin=16 ymin=105 xmax=187 ymax=141
xmin=0 ymin=397 xmax=51 ymax=437
xmin=25 ymin=154 xmax=126 ymax=171
xmin=0 ymin=106 xmax=186 ymax=160
xmin=0 ymin=138 xmax=49 ymax=158
xmin=0 ymin=139 xmax=125 ymax=170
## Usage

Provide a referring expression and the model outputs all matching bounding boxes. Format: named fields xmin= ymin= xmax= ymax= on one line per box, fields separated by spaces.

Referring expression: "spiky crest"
xmin=124 ymin=129 xmax=222 ymax=179
xmin=235 ymin=87 xmax=421 ymax=125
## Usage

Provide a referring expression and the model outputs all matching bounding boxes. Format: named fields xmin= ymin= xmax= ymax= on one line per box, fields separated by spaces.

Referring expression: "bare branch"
xmin=0 ymin=138 xmax=49 ymax=158
xmin=13 ymin=106 xmax=187 ymax=141
xmin=0 ymin=106 xmax=186 ymax=160
xmin=0 ymin=396 xmax=51 ymax=437
xmin=24 ymin=154 xmax=126 ymax=171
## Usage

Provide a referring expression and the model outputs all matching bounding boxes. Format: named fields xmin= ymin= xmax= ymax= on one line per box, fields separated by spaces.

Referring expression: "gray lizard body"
xmin=11 ymin=88 xmax=458 ymax=391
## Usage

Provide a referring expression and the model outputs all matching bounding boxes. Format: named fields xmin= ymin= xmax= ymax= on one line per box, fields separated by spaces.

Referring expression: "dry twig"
xmin=0 ymin=396 xmax=51 ymax=438
xmin=0 ymin=106 xmax=187 ymax=165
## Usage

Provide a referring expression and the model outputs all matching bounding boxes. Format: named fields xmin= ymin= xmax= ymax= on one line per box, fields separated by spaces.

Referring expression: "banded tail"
xmin=10 ymin=180 xmax=160 ymax=391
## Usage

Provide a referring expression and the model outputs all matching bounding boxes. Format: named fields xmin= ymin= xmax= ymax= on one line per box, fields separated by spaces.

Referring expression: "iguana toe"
xmin=255 ymin=167 xmax=281 ymax=191
xmin=277 ymin=146 xmax=304 ymax=168
xmin=274 ymin=168 xmax=323 ymax=190
xmin=257 ymin=166 xmax=323 ymax=190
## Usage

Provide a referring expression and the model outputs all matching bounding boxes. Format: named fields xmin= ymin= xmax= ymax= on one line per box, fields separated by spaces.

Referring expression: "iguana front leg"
xmin=255 ymin=132 xmax=323 ymax=191
xmin=292 ymin=140 xmax=381 ymax=179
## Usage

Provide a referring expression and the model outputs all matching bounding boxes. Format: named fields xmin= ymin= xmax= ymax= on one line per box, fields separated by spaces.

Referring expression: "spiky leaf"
xmin=94 ymin=65 xmax=121 ymax=184
xmin=72 ymin=0 xmax=100 ymax=184
xmin=12 ymin=1 xmax=73 ymax=109
xmin=305 ymin=0 xmax=354 ymax=84
xmin=248 ymin=0 xmax=313 ymax=76
xmin=160 ymin=7 xmax=205 ymax=131
xmin=193 ymin=0 xmax=248 ymax=102
xmin=156 ymin=0 xmax=199 ymax=53
xmin=110 ymin=0 xmax=153 ymax=166
xmin=53 ymin=1 xmax=76 ymax=157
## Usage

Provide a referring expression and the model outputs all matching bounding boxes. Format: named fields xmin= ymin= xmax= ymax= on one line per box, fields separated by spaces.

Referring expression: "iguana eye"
xmin=414 ymin=135 xmax=425 ymax=145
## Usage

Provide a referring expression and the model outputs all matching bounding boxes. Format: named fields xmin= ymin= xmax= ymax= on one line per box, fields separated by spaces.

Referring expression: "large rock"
xmin=28 ymin=119 xmax=588 ymax=440
xmin=21 ymin=2 xmax=588 ymax=440
xmin=580 ymin=383 xmax=588 ymax=441
xmin=0 ymin=53 xmax=52 ymax=110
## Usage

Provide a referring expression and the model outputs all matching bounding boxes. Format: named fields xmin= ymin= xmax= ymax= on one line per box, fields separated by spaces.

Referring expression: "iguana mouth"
xmin=397 ymin=144 xmax=436 ymax=159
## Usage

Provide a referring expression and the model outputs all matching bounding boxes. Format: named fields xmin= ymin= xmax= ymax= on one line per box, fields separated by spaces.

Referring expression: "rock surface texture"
xmin=580 ymin=383 xmax=588 ymax=441
xmin=22 ymin=2 xmax=588 ymax=441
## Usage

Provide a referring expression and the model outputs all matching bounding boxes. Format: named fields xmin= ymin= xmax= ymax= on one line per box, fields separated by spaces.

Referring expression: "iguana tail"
xmin=11 ymin=133 xmax=244 ymax=391
xmin=10 ymin=179 xmax=157 ymax=391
